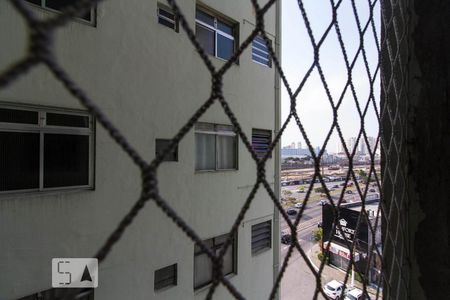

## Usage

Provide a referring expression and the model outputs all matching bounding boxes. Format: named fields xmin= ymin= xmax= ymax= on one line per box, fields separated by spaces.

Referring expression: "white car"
xmin=345 ymin=288 xmax=370 ymax=300
xmin=323 ymin=280 xmax=345 ymax=300
xmin=294 ymin=203 xmax=303 ymax=208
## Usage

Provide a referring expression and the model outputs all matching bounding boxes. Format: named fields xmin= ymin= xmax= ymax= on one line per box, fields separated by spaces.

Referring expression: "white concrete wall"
xmin=0 ymin=1 xmax=278 ymax=299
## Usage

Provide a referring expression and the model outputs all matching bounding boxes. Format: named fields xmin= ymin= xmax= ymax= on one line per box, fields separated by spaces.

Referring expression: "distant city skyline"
xmin=281 ymin=0 xmax=380 ymax=153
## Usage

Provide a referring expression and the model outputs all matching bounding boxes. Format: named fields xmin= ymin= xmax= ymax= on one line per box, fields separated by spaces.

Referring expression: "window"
xmin=25 ymin=0 xmax=96 ymax=23
xmin=252 ymin=35 xmax=272 ymax=67
xmin=157 ymin=4 xmax=178 ymax=31
xmin=154 ymin=264 xmax=177 ymax=291
xmin=251 ymin=220 xmax=272 ymax=254
xmin=195 ymin=7 xmax=236 ymax=60
xmin=0 ymin=105 xmax=94 ymax=193
xmin=194 ymin=233 xmax=236 ymax=289
xmin=252 ymin=129 xmax=272 ymax=160
xmin=155 ymin=139 xmax=178 ymax=162
xmin=195 ymin=123 xmax=237 ymax=171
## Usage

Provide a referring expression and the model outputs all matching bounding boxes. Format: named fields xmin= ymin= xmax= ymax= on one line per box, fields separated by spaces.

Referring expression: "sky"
xmin=280 ymin=0 xmax=380 ymax=153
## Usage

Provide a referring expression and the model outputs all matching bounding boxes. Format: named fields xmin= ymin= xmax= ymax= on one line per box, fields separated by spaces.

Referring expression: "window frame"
xmin=155 ymin=138 xmax=178 ymax=162
xmin=251 ymin=220 xmax=272 ymax=255
xmin=195 ymin=123 xmax=238 ymax=172
xmin=24 ymin=0 xmax=97 ymax=26
xmin=252 ymin=35 xmax=272 ymax=67
xmin=195 ymin=6 xmax=238 ymax=61
xmin=252 ymin=128 xmax=272 ymax=160
xmin=157 ymin=3 xmax=179 ymax=32
xmin=194 ymin=233 xmax=237 ymax=290
xmin=0 ymin=103 xmax=95 ymax=195
xmin=154 ymin=263 xmax=178 ymax=292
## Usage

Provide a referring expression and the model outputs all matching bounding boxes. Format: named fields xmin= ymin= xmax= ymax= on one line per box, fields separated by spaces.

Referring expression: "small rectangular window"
xmin=195 ymin=123 xmax=237 ymax=171
xmin=0 ymin=108 xmax=39 ymax=124
xmin=154 ymin=264 xmax=177 ymax=291
xmin=46 ymin=113 xmax=90 ymax=128
xmin=194 ymin=233 xmax=236 ymax=289
xmin=195 ymin=7 xmax=237 ymax=61
xmin=252 ymin=35 xmax=272 ymax=67
xmin=252 ymin=129 xmax=272 ymax=160
xmin=157 ymin=4 xmax=178 ymax=31
xmin=155 ymin=139 xmax=178 ymax=162
xmin=0 ymin=104 xmax=94 ymax=193
xmin=251 ymin=220 xmax=272 ymax=254
xmin=25 ymin=0 xmax=95 ymax=23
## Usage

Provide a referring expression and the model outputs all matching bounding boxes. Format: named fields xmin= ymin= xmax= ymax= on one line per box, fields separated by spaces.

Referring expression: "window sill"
xmin=194 ymin=273 xmax=236 ymax=294
xmin=0 ymin=186 xmax=94 ymax=199
xmin=195 ymin=169 xmax=238 ymax=174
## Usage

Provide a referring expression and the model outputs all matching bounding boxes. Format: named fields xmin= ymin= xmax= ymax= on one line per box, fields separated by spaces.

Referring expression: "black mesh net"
xmin=0 ymin=0 xmax=410 ymax=299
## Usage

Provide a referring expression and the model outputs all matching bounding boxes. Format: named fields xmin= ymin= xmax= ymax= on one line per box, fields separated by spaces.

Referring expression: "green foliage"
xmin=318 ymin=251 xmax=329 ymax=264
xmin=312 ymin=228 xmax=323 ymax=242
xmin=314 ymin=186 xmax=326 ymax=193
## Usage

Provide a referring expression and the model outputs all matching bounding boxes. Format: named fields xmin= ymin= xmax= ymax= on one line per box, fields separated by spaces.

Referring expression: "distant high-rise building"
xmin=291 ymin=142 xmax=296 ymax=149
xmin=348 ymin=137 xmax=357 ymax=152
xmin=297 ymin=141 xmax=302 ymax=149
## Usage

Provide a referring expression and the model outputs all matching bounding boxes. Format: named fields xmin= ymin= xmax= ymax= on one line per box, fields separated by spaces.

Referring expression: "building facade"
xmin=0 ymin=1 xmax=280 ymax=299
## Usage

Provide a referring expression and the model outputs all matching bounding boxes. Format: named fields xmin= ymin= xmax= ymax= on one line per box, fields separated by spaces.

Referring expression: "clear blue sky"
xmin=280 ymin=0 xmax=380 ymax=153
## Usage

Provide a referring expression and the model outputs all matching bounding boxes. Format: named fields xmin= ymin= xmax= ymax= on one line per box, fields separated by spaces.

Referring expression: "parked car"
xmin=345 ymin=190 xmax=353 ymax=194
xmin=369 ymin=188 xmax=376 ymax=192
xmin=323 ymin=280 xmax=345 ymax=300
xmin=294 ymin=203 xmax=303 ymax=208
xmin=333 ymin=185 xmax=340 ymax=188
xmin=318 ymin=199 xmax=327 ymax=206
xmin=317 ymin=221 xmax=322 ymax=228
xmin=281 ymin=233 xmax=292 ymax=244
xmin=344 ymin=288 xmax=370 ymax=300
xmin=287 ymin=208 xmax=297 ymax=216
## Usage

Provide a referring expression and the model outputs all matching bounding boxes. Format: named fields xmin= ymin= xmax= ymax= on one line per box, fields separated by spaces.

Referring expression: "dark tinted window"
xmin=27 ymin=0 xmax=92 ymax=22
xmin=158 ymin=7 xmax=177 ymax=30
xmin=154 ymin=264 xmax=177 ymax=291
xmin=0 ymin=108 xmax=39 ymax=124
xmin=46 ymin=113 xmax=90 ymax=128
xmin=196 ymin=24 xmax=215 ymax=56
xmin=196 ymin=10 xmax=214 ymax=26
xmin=217 ymin=35 xmax=234 ymax=60
xmin=44 ymin=134 xmax=90 ymax=188
xmin=155 ymin=139 xmax=178 ymax=162
xmin=0 ymin=132 xmax=40 ymax=191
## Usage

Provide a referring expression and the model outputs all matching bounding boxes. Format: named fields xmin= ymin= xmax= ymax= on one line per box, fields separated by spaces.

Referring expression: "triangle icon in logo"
xmin=81 ymin=265 xmax=93 ymax=282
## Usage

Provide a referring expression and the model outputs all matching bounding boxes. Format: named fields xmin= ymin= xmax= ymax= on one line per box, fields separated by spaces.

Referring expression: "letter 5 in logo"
xmin=52 ymin=258 xmax=98 ymax=288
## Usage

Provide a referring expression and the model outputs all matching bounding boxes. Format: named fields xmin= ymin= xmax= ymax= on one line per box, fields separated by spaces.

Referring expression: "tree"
xmin=314 ymin=186 xmax=326 ymax=194
xmin=312 ymin=228 xmax=323 ymax=242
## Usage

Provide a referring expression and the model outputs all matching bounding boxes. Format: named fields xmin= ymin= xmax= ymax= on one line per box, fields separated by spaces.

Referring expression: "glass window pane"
xmin=25 ymin=0 xmax=42 ymax=5
xmin=44 ymin=134 xmax=90 ymax=188
xmin=0 ymin=108 xmax=39 ymax=125
xmin=195 ymin=10 xmax=214 ymax=26
xmin=195 ymin=133 xmax=216 ymax=170
xmin=217 ymin=21 xmax=233 ymax=35
xmin=158 ymin=17 xmax=175 ymax=29
xmin=222 ymin=245 xmax=234 ymax=275
xmin=46 ymin=0 xmax=91 ymax=21
xmin=194 ymin=253 xmax=212 ymax=289
xmin=158 ymin=8 xmax=174 ymax=20
xmin=196 ymin=24 xmax=215 ymax=56
xmin=46 ymin=113 xmax=89 ymax=128
xmin=0 ymin=132 xmax=40 ymax=191
xmin=217 ymin=135 xmax=236 ymax=169
xmin=217 ymin=34 xmax=234 ymax=60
